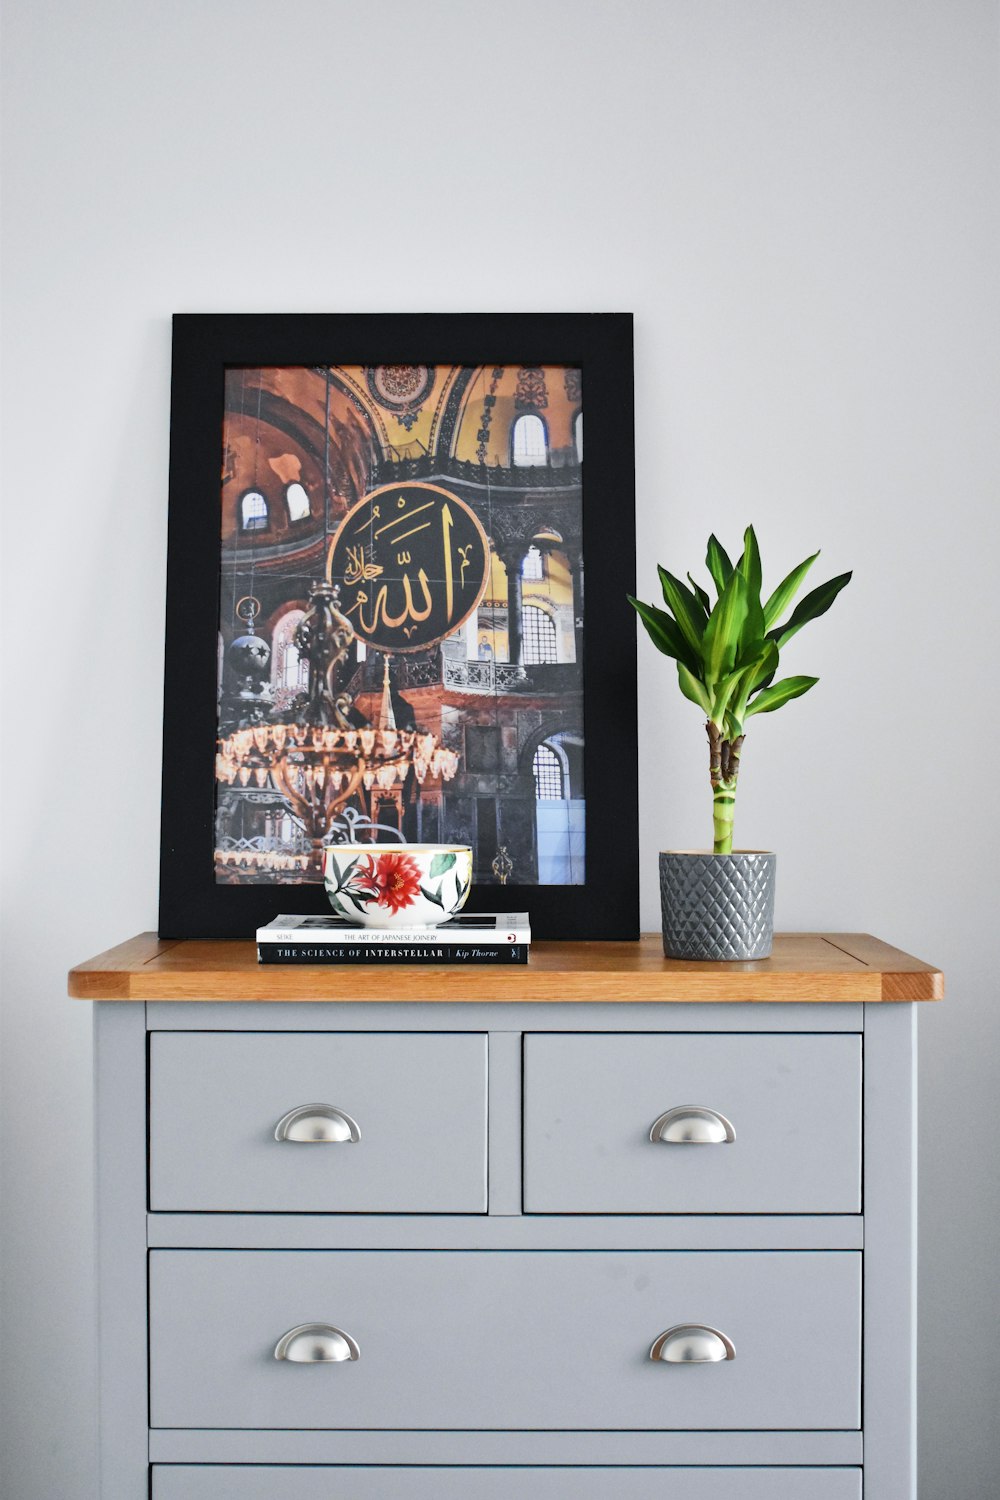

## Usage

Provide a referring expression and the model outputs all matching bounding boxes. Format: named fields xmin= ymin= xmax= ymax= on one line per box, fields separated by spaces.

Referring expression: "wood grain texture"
xmin=68 ymin=931 xmax=942 ymax=1002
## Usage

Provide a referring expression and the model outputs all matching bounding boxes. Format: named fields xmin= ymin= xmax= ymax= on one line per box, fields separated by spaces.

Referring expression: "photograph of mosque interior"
xmin=215 ymin=363 xmax=585 ymax=887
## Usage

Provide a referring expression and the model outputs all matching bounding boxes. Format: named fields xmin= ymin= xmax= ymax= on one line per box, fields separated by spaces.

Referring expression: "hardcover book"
xmin=258 ymin=941 xmax=528 ymax=966
xmin=257 ymin=912 xmax=530 ymax=945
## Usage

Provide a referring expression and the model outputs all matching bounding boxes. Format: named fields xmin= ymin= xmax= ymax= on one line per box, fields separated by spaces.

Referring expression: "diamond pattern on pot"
xmin=659 ymin=852 xmax=775 ymax=961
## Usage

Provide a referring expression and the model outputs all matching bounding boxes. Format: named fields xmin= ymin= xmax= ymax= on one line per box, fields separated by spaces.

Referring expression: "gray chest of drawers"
xmin=72 ymin=932 xmax=942 ymax=1499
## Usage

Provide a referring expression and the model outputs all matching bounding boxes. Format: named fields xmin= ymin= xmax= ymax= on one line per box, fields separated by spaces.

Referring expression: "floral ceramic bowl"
xmin=323 ymin=844 xmax=473 ymax=929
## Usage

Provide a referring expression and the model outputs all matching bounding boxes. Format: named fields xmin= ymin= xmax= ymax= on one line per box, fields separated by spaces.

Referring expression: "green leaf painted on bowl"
xmin=328 ymin=855 xmax=358 ymax=893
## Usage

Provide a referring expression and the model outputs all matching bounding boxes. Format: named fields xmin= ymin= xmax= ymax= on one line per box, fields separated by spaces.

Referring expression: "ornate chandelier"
xmin=215 ymin=580 xmax=458 ymax=876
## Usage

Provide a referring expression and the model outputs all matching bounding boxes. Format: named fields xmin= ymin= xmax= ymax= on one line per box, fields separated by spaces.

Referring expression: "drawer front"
xmin=153 ymin=1466 xmax=863 ymax=1499
xmin=149 ymin=1032 xmax=487 ymax=1212
xmin=149 ymin=1250 xmax=860 ymax=1430
xmin=523 ymin=1032 xmax=861 ymax=1213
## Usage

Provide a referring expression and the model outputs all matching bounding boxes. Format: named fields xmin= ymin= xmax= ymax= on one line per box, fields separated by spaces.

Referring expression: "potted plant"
xmin=629 ymin=527 xmax=851 ymax=960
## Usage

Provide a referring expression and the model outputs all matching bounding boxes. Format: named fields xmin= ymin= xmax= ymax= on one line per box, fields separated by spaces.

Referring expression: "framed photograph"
xmin=159 ymin=313 xmax=637 ymax=939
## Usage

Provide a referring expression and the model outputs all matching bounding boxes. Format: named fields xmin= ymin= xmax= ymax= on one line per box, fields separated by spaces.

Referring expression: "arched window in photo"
xmin=522 ymin=544 xmax=544 ymax=581
xmin=271 ymin=609 xmax=308 ymax=707
xmin=533 ymin=742 xmax=564 ymax=800
xmin=531 ymin=731 xmax=583 ymax=885
xmin=511 ymin=413 xmax=547 ymax=467
xmin=282 ymin=639 xmax=306 ymax=689
xmin=240 ymin=491 xmax=269 ymax=531
xmin=522 ymin=604 xmax=558 ymax=664
xmin=285 ymin=482 xmax=310 ymax=522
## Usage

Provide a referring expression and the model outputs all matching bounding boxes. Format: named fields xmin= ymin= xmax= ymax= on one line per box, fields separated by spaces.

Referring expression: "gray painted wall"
xmin=1 ymin=2 xmax=997 ymax=1495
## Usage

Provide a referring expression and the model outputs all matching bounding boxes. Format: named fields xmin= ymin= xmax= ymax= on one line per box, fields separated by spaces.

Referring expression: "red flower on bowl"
xmin=356 ymin=850 xmax=424 ymax=915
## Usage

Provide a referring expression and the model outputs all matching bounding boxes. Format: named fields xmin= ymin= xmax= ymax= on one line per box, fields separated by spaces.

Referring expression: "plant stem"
xmin=706 ymin=721 xmax=745 ymax=855
xmin=713 ymin=784 xmax=736 ymax=854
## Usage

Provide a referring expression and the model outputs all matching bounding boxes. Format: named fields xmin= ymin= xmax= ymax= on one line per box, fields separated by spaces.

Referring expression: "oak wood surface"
xmin=68 ymin=932 xmax=943 ymax=1003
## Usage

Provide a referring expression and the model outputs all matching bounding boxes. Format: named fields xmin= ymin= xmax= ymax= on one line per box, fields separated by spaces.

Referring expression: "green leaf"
xmin=430 ymin=851 xmax=456 ymax=878
xmin=657 ymin=567 xmax=707 ymax=656
xmin=710 ymin=664 xmax=747 ymax=724
xmin=727 ymin=639 xmax=777 ymax=735
xmin=628 ymin=596 xmax=699 ymax=673
xmin=736 ymin=524 xmax=762 ymax=607
xmin=687 ymin=573 xmax=712 ymax=616
xmin=331 ymin=855 xmax=358 ymax=893
xmin=706 ymin=534 xmax=734 ymax=594
xmin=420 ymin=883 xmax=446 ymax=908
xmin=769 ymin=571 xmax=852 ymax=648
xmin=749 ymin=637 xmax=779 ymax=693
xmin=745 ymin=675 xmax=819 ymax=717
xmin=677 ymin=662 xmax=712 ymax=715
xmin=702 ymin=569 xmax=748 ymax=685
xmin=763 ymin=551 xmax=819 ymax=630
xmin=740 ymin=587 xmax=766 ymax=662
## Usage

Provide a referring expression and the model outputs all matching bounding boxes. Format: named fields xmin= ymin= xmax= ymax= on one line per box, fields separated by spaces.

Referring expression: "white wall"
xmin=1 ymin=2 xmax=997 ymax=1495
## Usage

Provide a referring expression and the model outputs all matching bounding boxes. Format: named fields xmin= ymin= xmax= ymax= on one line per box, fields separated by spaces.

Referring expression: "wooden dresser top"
xmin=68 ymin=932 xmax=942 ymax=1003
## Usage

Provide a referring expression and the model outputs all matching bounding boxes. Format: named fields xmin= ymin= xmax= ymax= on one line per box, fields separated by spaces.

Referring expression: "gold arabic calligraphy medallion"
xmin=327 ymin=482 xmax=491 ymax=654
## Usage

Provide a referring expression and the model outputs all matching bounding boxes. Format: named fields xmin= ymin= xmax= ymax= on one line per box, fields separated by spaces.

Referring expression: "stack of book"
xmin=256 ymin=912 xmax=531 ymax=965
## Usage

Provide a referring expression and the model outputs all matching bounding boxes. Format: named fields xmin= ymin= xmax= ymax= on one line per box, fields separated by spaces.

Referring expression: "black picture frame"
xmin=158 ymin=313 xmax=637 ymax=940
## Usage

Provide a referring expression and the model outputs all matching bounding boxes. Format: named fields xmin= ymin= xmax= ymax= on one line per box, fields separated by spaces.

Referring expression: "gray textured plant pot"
xmin=659 ymin=850 xmax=776 ymax=961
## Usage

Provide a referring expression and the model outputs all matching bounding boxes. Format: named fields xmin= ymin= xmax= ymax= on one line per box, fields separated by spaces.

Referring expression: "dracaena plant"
xmin=628 ymin=528 xmax=851 ymax=855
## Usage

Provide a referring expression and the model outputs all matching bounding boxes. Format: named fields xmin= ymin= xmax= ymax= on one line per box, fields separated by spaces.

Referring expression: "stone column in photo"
xmin=499 ymin=545 xmax=529 ymax=665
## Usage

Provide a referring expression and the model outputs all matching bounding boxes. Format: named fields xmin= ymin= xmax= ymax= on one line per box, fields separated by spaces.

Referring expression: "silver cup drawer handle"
xmin=649 ymin=1106 xmax=735 ymax=1144
xmin=274 ymin=1323 xmax=360 ymax=1362
xmin=650 ymin=1325 xmax=736 ymax=1363
xmin=274 ymin=1104 xmax=361 ymax=1143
